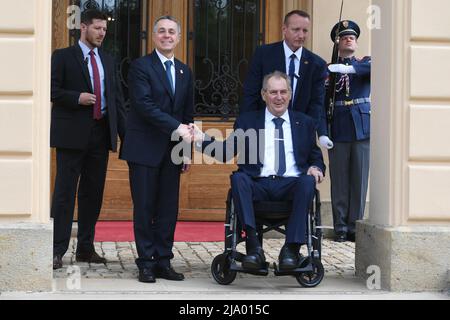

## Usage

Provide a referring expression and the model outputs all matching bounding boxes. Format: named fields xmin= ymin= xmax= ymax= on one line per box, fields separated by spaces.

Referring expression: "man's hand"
xmin=190 ymin=123 xmax=205 ymax=143
xmin=79 ymin=93 xmax=97 ymax=106
xmin=176 ymin=124 xmax=193 ymax=143
xmin=328 ymin=64 xmax=356 ymax=74
xmin=307 ymin=166 xmax=324 ymax=184
xmin=319 ymin=136 xmax=334 ymax=149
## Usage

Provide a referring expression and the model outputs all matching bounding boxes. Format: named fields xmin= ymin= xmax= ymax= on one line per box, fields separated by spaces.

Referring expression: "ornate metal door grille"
xmin=188 ymin=0 xmax=265 ymax=119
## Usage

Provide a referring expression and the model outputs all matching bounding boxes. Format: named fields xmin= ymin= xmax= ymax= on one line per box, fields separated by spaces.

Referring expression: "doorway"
xmin=51 ymin=0 xmax=281 ymax=221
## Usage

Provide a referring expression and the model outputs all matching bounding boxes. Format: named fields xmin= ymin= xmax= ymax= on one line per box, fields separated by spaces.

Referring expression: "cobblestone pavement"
xmin=54 ymin=239 xmax=355 ymax=280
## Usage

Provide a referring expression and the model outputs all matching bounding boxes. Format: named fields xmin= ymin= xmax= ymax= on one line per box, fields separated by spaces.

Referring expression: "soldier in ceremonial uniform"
xmin=318 ymin=20 xmax=371 ymax=242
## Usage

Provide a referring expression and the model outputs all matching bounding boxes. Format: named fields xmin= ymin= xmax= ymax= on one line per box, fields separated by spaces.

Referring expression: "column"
xmin=0 ymin=0 xmax=53 ymax=291
xmin=356 ymin=0 xmax=450 ymax=291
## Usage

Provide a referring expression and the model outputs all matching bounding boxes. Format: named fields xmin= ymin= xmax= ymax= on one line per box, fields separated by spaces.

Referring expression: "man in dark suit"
xmin=194 ymin=71 xmax=325 ymax=270
xmin=120 ymin=16 xmax=194 ymax=283
xmin=51 ymin=9 xmax=126 ymax=269
xmin=241 ymin=10 xmax=327 ymax=127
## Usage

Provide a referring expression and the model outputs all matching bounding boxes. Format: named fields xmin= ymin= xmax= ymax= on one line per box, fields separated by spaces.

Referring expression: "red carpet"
xmin=94 ymin=221 xmax=225 ymax=242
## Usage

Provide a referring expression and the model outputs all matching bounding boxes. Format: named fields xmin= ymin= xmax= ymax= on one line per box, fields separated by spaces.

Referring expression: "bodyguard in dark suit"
xmin=241 ymin=10 xmax=327 ymax=126
xmin=120 ymin=16 xmax=194 ymax=283
xmin=193 ymin=71 xmax=325 ymax=271
xmin=51 ymin=10 xmax=126 ymax=269
xmin=318 ymin=21 xmax=371 ymax=242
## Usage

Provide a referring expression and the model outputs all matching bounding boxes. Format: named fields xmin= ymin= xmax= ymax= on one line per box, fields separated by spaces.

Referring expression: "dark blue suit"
xmin=201 ymin=109 xmax=325 ymax=244
xmin=241 ymin=41 xmax=327 ymax=126
xmin=120 ymin=51 xmax=193 ymax=269
xmin=319 ymin=56 xmax=371 ymax=236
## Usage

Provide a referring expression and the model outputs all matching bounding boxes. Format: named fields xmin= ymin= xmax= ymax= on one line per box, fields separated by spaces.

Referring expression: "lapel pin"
xmin=180 ymin=69 xmax=184 ymax=74
xmin=296 ymin=122 xmax=300 ymax=125
xmin=304 ymin=61 xmax=309 ymax=65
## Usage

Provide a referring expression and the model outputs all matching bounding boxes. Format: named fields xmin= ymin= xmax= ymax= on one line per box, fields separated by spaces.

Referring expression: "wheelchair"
xmin=211 ymin=184 xmax=325 ymax=288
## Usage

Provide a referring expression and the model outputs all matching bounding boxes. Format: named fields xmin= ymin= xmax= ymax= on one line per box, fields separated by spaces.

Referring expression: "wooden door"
xmin=51 ymin=0 xmax=285 ymax=221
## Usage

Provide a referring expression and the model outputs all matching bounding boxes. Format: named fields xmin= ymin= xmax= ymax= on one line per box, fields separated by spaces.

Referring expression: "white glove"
xmin=319 ymin=136 xmax=334 ymax=149
xmin=328 ymin=64 xmax=356 ymax=74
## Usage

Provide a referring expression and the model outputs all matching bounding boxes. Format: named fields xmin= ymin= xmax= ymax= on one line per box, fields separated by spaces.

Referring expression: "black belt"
xmin=254 ymin=175 xmax=284 ymax=180
xmin=335 ymin=97 xmax=371 ymax=106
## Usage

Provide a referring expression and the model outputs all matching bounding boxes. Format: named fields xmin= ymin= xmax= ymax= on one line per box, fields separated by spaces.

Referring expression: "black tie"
xmin=288 ymin=54 xmax=296 ymax=109
xmin=272 ymin=117 xmax=286 ymax=176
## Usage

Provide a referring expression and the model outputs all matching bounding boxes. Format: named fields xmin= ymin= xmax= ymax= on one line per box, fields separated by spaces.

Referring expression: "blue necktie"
xmin=288 ymin=54 xmax=296 ymax=109
xmin=273 ymin=117 xmax=286 ymax=176
xmin=164 ymin=60 xmax=174 ymax=94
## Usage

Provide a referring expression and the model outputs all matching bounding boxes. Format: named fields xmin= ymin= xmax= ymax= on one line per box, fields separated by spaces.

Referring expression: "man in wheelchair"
xmin=193 ymin=71 xmax=325 ymax=271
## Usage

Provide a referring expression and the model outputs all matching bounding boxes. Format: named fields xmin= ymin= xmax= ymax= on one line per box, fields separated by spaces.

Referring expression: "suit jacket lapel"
xmin=289 ymin=110 xmax=302 ymax=163
xmin=73 ymin=45 xmax=93 ymax=93
xmin=276 ymin=42 xmax=287 ymax=74
xmin=294 ymin=48 xmax=311 ymax=103
xmin=255 ymin=109 xmax=266 ymax=166
xmin=150 ymin=51 xmax=174 ymax=101
xmin=173 ymin=60 xmax=184 ymax=110
xmin=98 ymin=49 xmax=111 ymax=105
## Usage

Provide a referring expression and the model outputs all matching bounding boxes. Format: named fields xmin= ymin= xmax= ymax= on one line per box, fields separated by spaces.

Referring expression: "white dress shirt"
xmin=260 ymin=109 xmax=301 ymax=177
xmin=156 ymin=49 xmax=176 ymax=92
xmin=283 ymin=41 xmax=303 ymax=102
xmin=78 ymin=40 xmax=106 ymax=114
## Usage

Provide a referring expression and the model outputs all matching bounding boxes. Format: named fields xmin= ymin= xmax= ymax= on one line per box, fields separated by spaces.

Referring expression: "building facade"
xmin=0 ymin=0 xmax=449 ymax=291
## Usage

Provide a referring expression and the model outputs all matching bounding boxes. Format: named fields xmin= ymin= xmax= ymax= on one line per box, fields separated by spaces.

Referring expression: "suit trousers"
xmin=128 ymin=150 xmax=182 ymax=270
xmin=230 ymin=172 xmax=316 ymax=244
xmin=328 ymin=140 xmax=370 ymax=234
xmin=52 ymin=118 xmax=110 ymax=256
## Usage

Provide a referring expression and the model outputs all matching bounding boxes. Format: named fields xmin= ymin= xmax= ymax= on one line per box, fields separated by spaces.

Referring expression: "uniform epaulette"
xmin=356 ymin=56 xmax=371 ymax=62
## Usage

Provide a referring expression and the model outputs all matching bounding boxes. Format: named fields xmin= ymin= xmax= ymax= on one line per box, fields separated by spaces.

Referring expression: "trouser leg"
xmin=52 ymin=148 xmax=84 ymax=256
xmin=348 ymin=140 xmax=370 ymax=233
xmin=230 ymin=172 xmax=268 ymax=230
xmin=77 ymin=120 xmax=109 ymax=253
xmin=153 ymin=154 xmax=181 ymax=268
xmin=269 ymin=176 xmax=316 ymax=244
xmin=329 ymin=143 xmax=351 ymax=233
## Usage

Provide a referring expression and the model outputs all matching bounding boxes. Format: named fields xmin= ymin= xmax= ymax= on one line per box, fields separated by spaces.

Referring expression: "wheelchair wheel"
xmin=296 ymin=259 xmax=324 ymax=288
xmin=211 ymin=253 xmax=237 ymax=285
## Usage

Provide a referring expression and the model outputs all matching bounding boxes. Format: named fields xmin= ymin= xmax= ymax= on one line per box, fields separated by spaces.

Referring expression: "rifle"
xmin=326 ymin=0 xmax=344 ymax=139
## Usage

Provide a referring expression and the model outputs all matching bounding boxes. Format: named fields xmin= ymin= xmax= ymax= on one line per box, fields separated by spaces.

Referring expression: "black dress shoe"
xmin=278 ymin=246 xmax=300 ymax=270
xmin=334 ymin=232 xmax=347 ymax=242
xmin=76 ymin=251 xmax=107 ymax=264
xmin=53 ymin=255 xmax=63 ymax=270
xmin=138 ymin=268 xmax=156 ymax=283
xmin=242 ymin=247 xmax=266 ymax=270
xmin=347 ymin=232 xmax=355 ymax=242
xmin=154 ymin=266 xmax=185 ymax=281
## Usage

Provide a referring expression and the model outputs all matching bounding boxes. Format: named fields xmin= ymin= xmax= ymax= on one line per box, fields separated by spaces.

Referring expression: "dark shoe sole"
xmin=138 ymin=277 xmax=156 ymax=283
xmin=75 ymin=257 xmax=107 ymax=264
xmin=242 ymin=260 xmax=266 ymax=270
xmin=278 ymin=262 xmax=298 ymax=271
xmin=154 ymin=274 xmax=184 ymax=281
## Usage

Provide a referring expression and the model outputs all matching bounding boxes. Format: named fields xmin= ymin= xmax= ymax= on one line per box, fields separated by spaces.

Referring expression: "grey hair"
xmin=153 ymin=15 xmax=181 ymax=34
xmin=261 ymin=71 xmax=292 ymax=93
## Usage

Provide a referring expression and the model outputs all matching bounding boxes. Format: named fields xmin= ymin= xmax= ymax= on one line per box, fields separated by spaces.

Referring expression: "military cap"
xmin=330 ymin=20 xmax=360 ymax=42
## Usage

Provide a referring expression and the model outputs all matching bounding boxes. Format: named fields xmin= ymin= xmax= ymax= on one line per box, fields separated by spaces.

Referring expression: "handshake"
xmin=176 ymin=123 xmax=205 ymax=143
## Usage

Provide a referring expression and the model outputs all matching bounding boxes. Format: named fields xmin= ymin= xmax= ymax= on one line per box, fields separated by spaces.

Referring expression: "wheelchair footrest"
xmin=272 ymin=262 xmax=314 ymax=276
xmin=230 ymin=261 xmax=270 ymax=276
